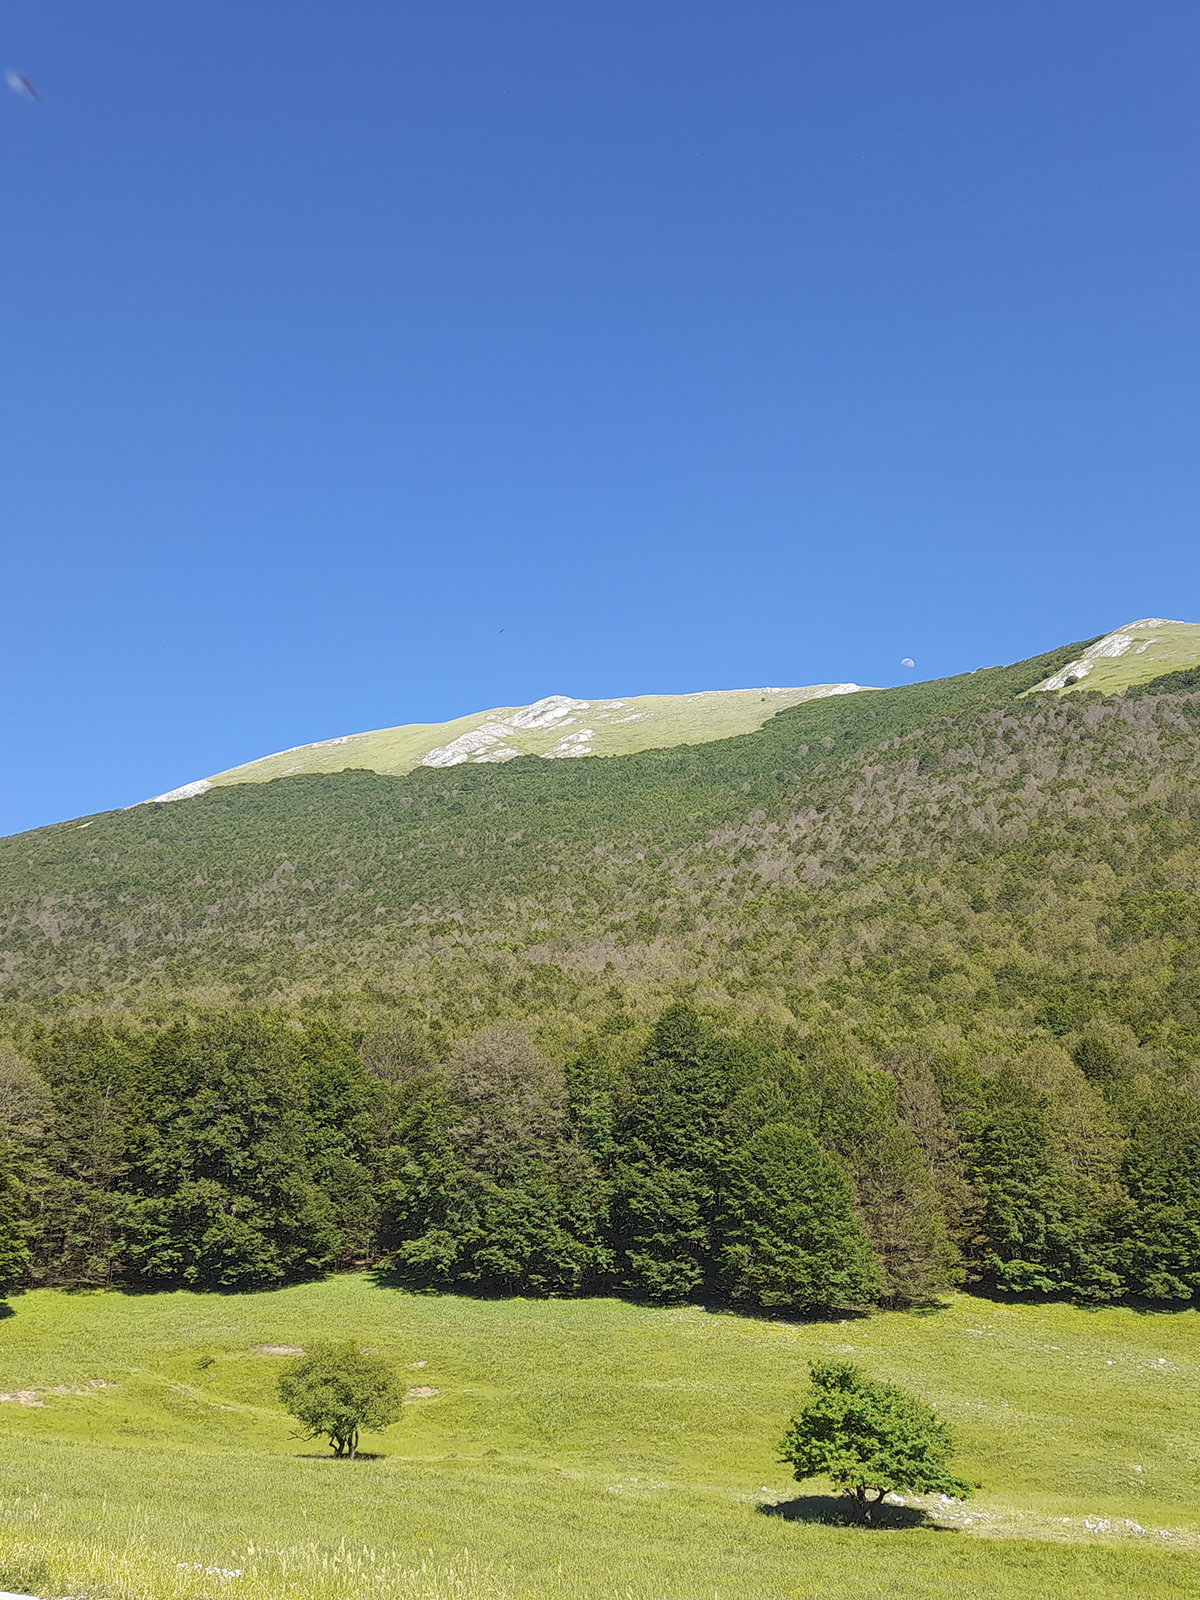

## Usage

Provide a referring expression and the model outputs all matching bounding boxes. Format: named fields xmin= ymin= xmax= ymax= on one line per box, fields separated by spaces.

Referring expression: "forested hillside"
xmin=3 ymin=635 xmax=1200 ymax=1308
xmin=5 ymin=637 xmax=1200 ymax=1061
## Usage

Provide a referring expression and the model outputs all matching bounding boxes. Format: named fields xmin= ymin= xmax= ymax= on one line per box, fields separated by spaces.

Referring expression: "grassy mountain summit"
xmin=149 ymin=683 xmax=871 ymax=802
xmin=1025 ymin=616 xmax=1200 ymax=695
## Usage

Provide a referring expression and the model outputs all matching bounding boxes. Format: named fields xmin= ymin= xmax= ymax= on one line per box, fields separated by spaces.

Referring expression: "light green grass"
xmin=149 ymin=685 xmax=872 ymax=800
xmin=1026 ymin=617 xmax=1200 ymax=696
xmin=0 ymin=1280 xmax=1197 ymax=1599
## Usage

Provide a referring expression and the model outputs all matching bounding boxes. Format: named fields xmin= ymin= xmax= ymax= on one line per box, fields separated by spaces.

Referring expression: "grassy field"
xmin=0 ymin=1280 xmax=1197 ymax=1599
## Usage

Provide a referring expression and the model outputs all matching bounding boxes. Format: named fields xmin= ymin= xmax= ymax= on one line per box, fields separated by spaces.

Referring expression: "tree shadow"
xmin=759 ymin=1495 xmax=954 ymax=1531
xmin=101 ymin=1272 xmax=336 ymax=1299
xmin=904 ymin=1299 xmax=954 ymax=1317
xmin=293 ymin=1451 xmax=387 ymax=1461
xmin=368 ymin=1265 xmax=542 ymax=1300
xmin=701 ymin=1302 xmax=875 ymax=1327
xmin=367 ymin=1267 xmax=958 ymax=1321
xmin=965 ymin=1282 xmax=1200 ymax=1316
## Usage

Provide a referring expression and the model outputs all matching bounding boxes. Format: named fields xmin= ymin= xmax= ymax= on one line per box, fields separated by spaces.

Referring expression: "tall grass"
xmin=0 ymin=1278 xmax=1198 ymax=1598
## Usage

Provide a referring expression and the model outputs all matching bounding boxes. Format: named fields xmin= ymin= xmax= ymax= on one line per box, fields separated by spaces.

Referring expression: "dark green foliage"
xmin=1073 ymin=1019 xmax=1142 ymax=1088
xmin=962 ymin=1071 xmax=1076 ymax=1294
xmin=716 ymin=1122 xmax=879 ymax=1308
xmin=4 ymin=992 xmax=1200 ymax=1308
xmin=382 ymin=1008 xmax=895 ymax=1309
xmin=802 ymin=1054 xmax=959 ymax=1303
xmin=608 ymin=1005 xmax=736 ymax=1299
xmin=120 ymin=1015 xmax=378 ymax=1288
xmin=383 ymin=1025 xmax=608 ymax=1293
xmin=1122 ymin=1090 xmax=1200 ymax=1300
xmin=960 ymin=1054 xmax=1128 ymax=1301
xmin=25 ymin=1015 xmax=381 ymax=1289
xmin=277 ymin=1340 xmax=404 ymax=1458
xmin=778 ymin=1361 xmax=974 ymax=1516
xmin=26 ymin=1024 xmax=138 ymax=1286
xmin=397 ymin=1166 xmax=604 ymax=1292
xmin=0 ymin=1150 xmax=30 ymax=1294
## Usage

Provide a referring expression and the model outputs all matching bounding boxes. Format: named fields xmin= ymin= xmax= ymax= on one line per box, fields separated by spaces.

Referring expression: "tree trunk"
xmin=861 ymin=1487 xmax=887 ymax=1523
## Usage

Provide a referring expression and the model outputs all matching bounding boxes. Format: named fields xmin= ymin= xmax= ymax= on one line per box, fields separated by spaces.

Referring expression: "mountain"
xmin=147 ymin=683 xmax=871 ymax=802
xmin=4 ymin=619 xmax=1200 ymax=1069
xmin=138 ymin=616 xmax=1200 ymax=803
xmin=1025 ymin=617 xmax=1200 ymax=694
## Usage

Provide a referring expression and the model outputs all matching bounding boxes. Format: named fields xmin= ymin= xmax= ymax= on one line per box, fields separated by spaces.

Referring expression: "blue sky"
xmin=3 ymin=1 xmax=1199 ymax=835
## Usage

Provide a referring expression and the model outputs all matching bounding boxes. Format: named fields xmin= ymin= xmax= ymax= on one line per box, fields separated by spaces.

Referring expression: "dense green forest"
xmin=2 ymin=636 xmax=1200 ymax=1307
xmin=0 ymin=997 xmax=1197 ymax=1308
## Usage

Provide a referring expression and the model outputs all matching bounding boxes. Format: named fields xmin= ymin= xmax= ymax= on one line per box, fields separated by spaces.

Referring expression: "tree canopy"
xmin=3 ymin=996 xmax=1200 ymax=1309
xmin=778 ymin=1361 xmax=974 ymax=1518
xmin=277 ymin=1341 xmax=404 ymax=1459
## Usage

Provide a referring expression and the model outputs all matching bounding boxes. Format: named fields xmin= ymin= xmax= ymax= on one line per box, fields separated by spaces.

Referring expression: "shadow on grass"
xmin=759 ymin=1496 xmax=955 ymax=1531
xmin=368 ymin=1265 xmax=519 ymax=1300
xmin=293 ymin=1451 xmax=387 ymax=1461
xmin=966 ymin=1280 xmax=1199 ymax=1316
xmin=367 ymin=1265 xmax=930 ymax=1323
xmin=700 ymin=1302 xmax=875 ymax=1327
xmin=94 ymin=1273 xmax=338 ymax=1299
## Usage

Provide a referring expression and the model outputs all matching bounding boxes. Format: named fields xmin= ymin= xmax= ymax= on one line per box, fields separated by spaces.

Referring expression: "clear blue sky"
xmin=3 ymin=2 xmax=1199 ymax=835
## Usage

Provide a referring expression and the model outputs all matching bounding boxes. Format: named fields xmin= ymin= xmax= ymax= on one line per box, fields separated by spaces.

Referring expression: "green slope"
xmin=1025 ymin=617 xmax=1200 ymax=695
xmin=150 ymin=683 xmax=871 ymax=802
xmin=1 ymin=1281 xmax=1198 ymax=1600
xmin=5 ymin=626 xmax=1200 ymax=1060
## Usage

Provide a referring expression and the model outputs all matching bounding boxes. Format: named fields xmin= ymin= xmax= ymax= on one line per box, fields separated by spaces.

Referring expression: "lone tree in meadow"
xmin=778 ymin=1361 xmax=975 ymax=1520
xmin=278 ymin=1341 xmax=404 ymax=1459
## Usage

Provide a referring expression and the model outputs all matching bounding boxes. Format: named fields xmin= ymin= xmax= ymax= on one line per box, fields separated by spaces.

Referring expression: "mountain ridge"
xmin=1024 ymin=616 xmax=1200 ymax=694
xmin=142 ymin=617 xmax=1200 ymax=808
xmin=147 ymin=683 xmax=871 ymax=803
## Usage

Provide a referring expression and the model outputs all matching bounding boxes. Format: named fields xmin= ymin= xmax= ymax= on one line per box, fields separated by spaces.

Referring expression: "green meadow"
xmin=0 ymin=1278 xmax=1197 ymax=1600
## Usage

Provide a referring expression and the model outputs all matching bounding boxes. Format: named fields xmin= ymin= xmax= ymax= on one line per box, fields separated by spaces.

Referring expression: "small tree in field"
xmin=278 ymin=1342 xmax=404 ymax=1459
xmin=778 ymin=1361 xmax=975 ymax=1520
